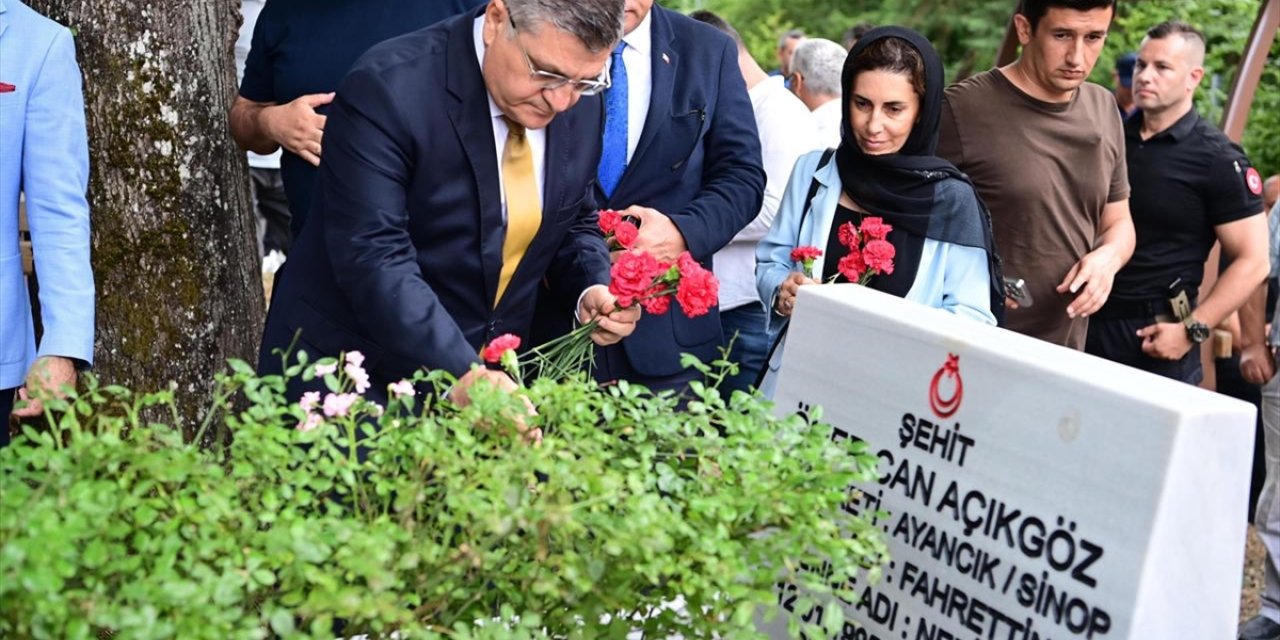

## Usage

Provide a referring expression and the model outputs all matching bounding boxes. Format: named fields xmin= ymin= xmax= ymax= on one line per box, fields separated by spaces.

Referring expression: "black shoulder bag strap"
xmin=752 ymin=148 xmax=836 ymax=391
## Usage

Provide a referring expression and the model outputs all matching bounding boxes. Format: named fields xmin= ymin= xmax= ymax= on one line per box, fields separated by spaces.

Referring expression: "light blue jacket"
xmin=0 ymin=0 xmax=93 ymax=389
xmin=756 ymin=149 xmax=996 ymax=330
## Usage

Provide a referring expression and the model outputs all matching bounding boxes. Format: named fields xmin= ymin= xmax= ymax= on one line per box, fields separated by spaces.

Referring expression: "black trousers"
xmin=250 ymin=167 xmax=291 ymax=256
xmin=594 ymin=345 xmax=699 ymax=404
xmin=1085 ymin=315 xmax=1203 ymax=385
xmin=0 ymin=387 xmax=14 ymax=447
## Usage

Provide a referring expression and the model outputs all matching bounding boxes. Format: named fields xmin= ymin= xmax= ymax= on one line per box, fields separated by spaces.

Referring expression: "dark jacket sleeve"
xmin=319 ymin=66 xmax=479 ymax=378
xmin=545 ymin=189 xmax=612 ymax=309
xmin=667 ymin=36 xmax=765 ymax=261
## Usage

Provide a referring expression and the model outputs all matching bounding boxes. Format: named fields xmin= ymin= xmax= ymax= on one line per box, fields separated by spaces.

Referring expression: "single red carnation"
xmin=675 ymin=251 xmax=701 ymax=275
xmin=789 ymin=245 xmax=823 ymax=263
xmin=863 ymin=239 xmax=896 ymax=275
xmin=860 ymin=216 xmax=892 ymax=241
xmin=675 ymin=264 xmax=718 ymax=318
xmin=837 ymin=222 xmax=859 ymax=249
xmin=610 ymin=250 xmax=661 ymax=306
xmin=641 ymin=294 xmax=671 ymax=315
xmin=614 ymin=220 xmax=639 ymax=248
xmin=598 ymin=209 xmax=622 ymax=234
xmin=482 ymin=333 xmax=522 ymax=364
xmin=837 ymin=251 xmax=866 ymax=283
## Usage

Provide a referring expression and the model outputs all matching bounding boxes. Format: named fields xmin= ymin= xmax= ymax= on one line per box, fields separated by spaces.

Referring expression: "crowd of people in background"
xmin=3 ymin=0 xmax=1279 ymax=636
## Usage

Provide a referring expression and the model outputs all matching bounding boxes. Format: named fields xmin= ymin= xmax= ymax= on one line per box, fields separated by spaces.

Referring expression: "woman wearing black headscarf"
xmin=757 ymin=26 xmax=1004 ymax=329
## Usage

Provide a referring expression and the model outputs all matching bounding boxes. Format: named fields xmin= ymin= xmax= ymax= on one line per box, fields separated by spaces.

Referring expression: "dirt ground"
xmin=1244 ymin=525 xmax=1267 ymax=625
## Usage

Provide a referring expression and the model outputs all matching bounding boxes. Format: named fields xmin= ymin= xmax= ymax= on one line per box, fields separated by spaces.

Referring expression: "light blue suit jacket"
xmin=0 ymin=0 xmax=93 ymax=389
xmin=755 ymin=149 xmax=997 ymax=329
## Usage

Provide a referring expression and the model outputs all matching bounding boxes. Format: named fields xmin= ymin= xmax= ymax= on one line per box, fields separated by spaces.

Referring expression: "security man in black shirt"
xmin=1086 ymin=20 xmax=1268 ymax=384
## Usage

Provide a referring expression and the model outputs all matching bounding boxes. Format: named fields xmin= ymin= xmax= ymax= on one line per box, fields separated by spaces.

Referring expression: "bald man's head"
xmin=1265 ymin=174 xmax=1279 ymax=212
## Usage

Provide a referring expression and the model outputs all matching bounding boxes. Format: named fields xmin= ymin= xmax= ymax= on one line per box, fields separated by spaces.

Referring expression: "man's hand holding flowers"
xmin=618 ymin=205 xmax=687 ymax=263
xmin=578 ymin=285 xmax=641 ymax=346
xmin=460 ymin=335 xmax=541 ymax=444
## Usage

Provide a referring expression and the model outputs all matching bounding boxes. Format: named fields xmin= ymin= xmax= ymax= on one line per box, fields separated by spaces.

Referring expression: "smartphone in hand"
xmin=1003 ymin=276 xmax=1033 ymax=308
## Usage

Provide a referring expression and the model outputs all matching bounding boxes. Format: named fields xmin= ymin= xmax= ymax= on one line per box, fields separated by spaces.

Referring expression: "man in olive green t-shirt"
xmin=938 ymin=0 xmax=1135 ymax=350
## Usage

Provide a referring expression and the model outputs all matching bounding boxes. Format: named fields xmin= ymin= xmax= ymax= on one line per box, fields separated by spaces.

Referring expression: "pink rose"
xmin=299 ymin=391 xmax=321 ymax=413
xmin=296 ymin=413 xmax=323 ymax=432
xmin=388 ymin=380 xmax=416 ymax=399
xmin=344 ymin=362 xmax=371 ymax=394
xmin=322 ymin=392 xmax=359 ymax=418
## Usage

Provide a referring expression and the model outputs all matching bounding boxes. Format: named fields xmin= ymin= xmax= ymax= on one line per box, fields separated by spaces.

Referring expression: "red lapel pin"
xmin=0 ymin=83 xmax=16 ymax=93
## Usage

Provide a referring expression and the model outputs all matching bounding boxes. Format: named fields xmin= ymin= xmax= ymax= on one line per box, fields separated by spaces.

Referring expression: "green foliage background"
xmin=669 ymin=0 xmax=1279 ymax=175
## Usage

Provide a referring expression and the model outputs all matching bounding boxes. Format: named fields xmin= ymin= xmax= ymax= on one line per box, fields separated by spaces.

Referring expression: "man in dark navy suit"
xmin=259 ymin=0 xmax=638 ymax=408
xmin=589 ymin=0 xmax=765 ymax=395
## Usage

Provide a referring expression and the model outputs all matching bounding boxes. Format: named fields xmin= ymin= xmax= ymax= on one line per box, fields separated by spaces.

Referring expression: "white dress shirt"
xmin=812 ymin=98 xmax=843 ymax=150
xmin=715 ymin=76 xmax=822 ymax=311
xmin=617 ymin=9 xmax=653 ymax=164
xmin=474 ymin=15 xmax=606 ymax=314
xmin=474 ymin=16 xmax=546 ymax=216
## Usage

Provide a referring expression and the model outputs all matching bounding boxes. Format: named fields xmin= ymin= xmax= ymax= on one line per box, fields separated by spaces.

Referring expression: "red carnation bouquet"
xmin=526 ymin=234 xmax=719 ymax=380
xmin=832 ymin=216 xmax=895 ymax=285
xmin=598 ymin=209 xmax=639 ymax=250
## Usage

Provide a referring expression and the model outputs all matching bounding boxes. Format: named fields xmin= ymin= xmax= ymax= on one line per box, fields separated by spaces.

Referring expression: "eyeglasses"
xmin=508 ymin=12 xmax=611 ymax=96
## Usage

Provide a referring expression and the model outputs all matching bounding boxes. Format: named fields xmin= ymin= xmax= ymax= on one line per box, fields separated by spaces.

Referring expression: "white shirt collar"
xmin=472 ymin=15 xmax=505 ymax=121
xmin=623 ymin=9 xmax=652 ymax=55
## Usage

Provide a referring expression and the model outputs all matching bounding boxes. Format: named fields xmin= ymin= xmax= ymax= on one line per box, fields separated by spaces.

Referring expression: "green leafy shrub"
xmin=0 ymin=356 xmax=887 ymax=639
xmin=1101 ymin=0 xmax=1280 ymax=176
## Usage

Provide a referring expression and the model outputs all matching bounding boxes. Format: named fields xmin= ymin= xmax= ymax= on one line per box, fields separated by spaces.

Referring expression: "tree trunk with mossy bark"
xmin=28 ymin=0 xmax=264 ymax=439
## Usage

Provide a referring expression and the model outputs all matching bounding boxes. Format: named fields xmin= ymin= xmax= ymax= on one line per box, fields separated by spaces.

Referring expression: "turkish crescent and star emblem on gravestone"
xmin=929 ymin=353 xmax=963 ymax=418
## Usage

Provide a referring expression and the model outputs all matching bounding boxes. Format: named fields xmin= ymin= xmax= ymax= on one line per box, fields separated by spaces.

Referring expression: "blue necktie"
xmin=598 ymin=43 xmax=628 ymax=199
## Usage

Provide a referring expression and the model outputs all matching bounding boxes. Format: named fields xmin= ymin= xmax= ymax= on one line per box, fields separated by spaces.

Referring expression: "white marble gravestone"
xmin=764 ymin=284 xmax=1255 ymax=640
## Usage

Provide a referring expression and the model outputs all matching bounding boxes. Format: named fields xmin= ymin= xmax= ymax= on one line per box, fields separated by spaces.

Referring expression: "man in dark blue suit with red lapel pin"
xmin=259 ymin=0 xmax=639 ymax=410
xmin=592 ymin=0 xmax=765 ymax=395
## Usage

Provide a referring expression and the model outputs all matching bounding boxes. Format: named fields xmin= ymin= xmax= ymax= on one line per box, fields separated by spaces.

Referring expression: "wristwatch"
xmin=1183 ymin=317 xmax=1211 ymax=344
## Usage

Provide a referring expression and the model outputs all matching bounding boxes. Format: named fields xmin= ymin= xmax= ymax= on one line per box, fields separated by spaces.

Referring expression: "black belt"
xmin=1093 ymin=298 xmax=1178 ymax=321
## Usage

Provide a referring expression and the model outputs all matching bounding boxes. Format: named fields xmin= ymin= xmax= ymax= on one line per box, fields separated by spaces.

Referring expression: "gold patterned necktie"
xmin=496 ymin=116 xmax=542 ymax=306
